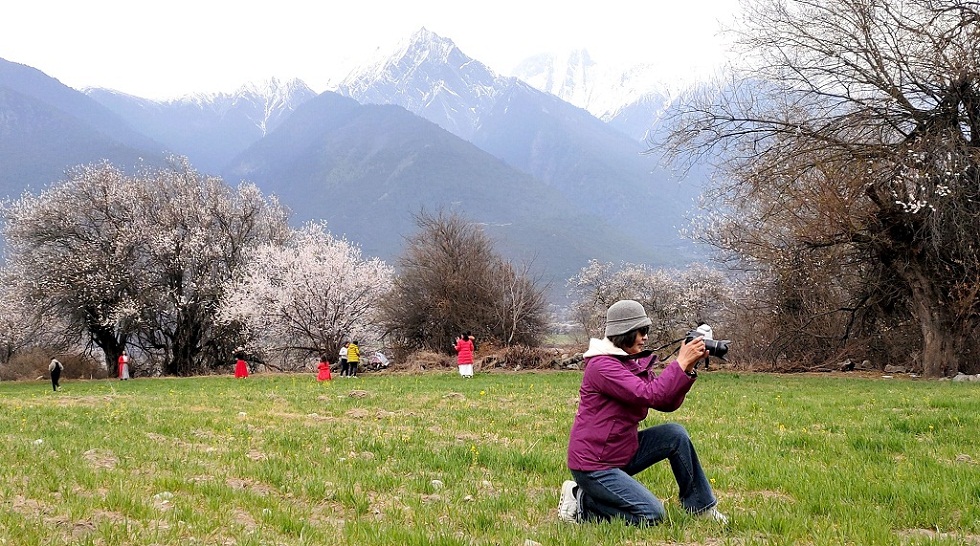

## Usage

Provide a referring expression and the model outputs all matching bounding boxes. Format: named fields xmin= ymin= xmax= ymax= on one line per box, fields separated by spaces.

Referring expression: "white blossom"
xmin=218 ymin=222 xmax=392 ymax=365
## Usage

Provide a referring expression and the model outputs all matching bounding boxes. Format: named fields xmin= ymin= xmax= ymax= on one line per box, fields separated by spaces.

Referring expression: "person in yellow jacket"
xmin=347 ymin=340 xmax=360 ymax=377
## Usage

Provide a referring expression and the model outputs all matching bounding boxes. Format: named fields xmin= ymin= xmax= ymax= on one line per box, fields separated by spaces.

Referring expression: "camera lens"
xmin=704 ymin=339 xmax=729 ymax=359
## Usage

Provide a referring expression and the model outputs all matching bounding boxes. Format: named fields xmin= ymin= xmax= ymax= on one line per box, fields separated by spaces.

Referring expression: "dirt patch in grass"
xmin=309 ymin=500 xmax=349 ymax=527
xmin=225 ymin=477 xmax=277 ymax=496
xmin=730 ymin=489 xmax=796 ymax=503
xmin=44 ymin=395 xmax=115 ymax=408
xmin=232 ymin=508 xmax=258 ymax=530
xmin=146 ymin=431 xmax=225 ymax=455
xmin=11 ymin=494 xmax=46 ymax=515
xmin=83 ymin=448 xmax=118 ymax=470
xmin=900 ymin=529 xmax=980 ymax=544
xmin=625 ymin=540 xmax=733 ymax=546
xmin=60 ymin=509 xmax=131 ymax=541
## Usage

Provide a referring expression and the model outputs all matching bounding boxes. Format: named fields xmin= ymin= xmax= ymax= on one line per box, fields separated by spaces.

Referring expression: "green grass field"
xmin=2 ymin=371 xmax=978 ymax=545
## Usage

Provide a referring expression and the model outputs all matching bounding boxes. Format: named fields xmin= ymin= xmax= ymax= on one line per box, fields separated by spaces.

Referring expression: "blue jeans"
xmin=570 ymin=423 xmax=717 ymax=525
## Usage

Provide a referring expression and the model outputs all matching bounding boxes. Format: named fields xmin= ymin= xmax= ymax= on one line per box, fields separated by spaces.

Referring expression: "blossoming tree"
xmin=2 ymin=158 xmax=288 ymax=374
xmin=218 ymin=222 xmax=393 ymax=368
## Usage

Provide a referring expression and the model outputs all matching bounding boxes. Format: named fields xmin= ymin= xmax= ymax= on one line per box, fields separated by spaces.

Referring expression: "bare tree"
xmin=667 ymin=0 xmax=980 ymax=376
xmin=380 ymin=210 xmax=547 ymax=353
xmin=488 ymin=260 xmax=548 ymax=346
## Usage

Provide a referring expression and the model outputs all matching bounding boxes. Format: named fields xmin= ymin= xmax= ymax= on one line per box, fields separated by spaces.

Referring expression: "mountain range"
xmin=85 ymin=79 xmax=317 ymax=173
xmin=0 ymin=29 xmax=708 ymax=292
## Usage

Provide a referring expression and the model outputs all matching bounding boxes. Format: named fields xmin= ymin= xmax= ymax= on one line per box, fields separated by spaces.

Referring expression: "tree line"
xmin=0 ymin=157 xmax=738 ymax=378
xmin=0 ymin=158 xmax=554 ymax=376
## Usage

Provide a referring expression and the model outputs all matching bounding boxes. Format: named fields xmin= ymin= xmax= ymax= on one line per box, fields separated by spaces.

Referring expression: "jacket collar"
xmin=583 ymin=337 xmax=627 ymax=358
xmin=583 ymin=337 xmax=659 ymax=371
xmin=583 ymin=338 xmax=655 ymax=360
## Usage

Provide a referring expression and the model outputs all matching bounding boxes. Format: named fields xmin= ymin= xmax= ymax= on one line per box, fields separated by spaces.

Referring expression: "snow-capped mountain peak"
xmin=175 ymin=77 xmax=316 ymax=135
xmin=237 ymin=77 xmax=312 ymax=103
xmin=330 ymin=27 xmax=508 ymax=140
xmin=511 ymin=49 xmax=677 ymax=121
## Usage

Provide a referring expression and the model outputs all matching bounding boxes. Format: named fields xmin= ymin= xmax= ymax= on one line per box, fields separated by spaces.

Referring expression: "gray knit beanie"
xmin=604 ymin=299 xmax=653 ymax=337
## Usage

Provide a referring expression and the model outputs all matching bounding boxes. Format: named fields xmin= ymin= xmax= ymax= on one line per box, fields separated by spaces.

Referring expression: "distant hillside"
xmin=472 ymin=81 xmax=699 ymax=261
xmin=0 ymin=58 xmax=164 ymax=194
xmin=0 ymin=88 xmax=151 ymax=194
xmin=224 ymin=92 xmax=665 ymax=284
xmin=605 ymin=92 xmax=673 ymax=144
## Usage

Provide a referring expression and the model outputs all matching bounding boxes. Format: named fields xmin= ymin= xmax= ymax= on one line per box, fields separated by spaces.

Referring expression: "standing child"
xmin=338 ymin=342 xmax=349 ymax=377
xmin=235 ymin=356 xmax=249 ymax=378
xmin=316 ymin=355 xmax=332 ymax=381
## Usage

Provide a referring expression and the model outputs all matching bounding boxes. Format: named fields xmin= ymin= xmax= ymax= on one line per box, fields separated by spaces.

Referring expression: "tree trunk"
xmin=86 ymin=313 xmax=125 ymax=377
xmin=163 ymin=303 xmax=210 ymax=376
xmin=919 ymin=319 xmax=959 ymax=378
xmin=165 ymin=320 xmax=202 ymax=376
xmin=907 ymin=268 xmax=962 ymax=378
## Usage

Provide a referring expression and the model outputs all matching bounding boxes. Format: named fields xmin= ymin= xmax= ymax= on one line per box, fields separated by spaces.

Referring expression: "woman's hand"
xmin=677 ymin=336 xmax=706 ymax=372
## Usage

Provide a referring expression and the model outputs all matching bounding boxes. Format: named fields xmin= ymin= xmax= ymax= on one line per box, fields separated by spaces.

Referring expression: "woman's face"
xmin=624 ymin=327 xmax=649 ymax=355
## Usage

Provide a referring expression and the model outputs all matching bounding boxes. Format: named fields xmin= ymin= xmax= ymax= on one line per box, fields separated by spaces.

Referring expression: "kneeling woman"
xmin=560 ymin=299 xmax=727 ymax=525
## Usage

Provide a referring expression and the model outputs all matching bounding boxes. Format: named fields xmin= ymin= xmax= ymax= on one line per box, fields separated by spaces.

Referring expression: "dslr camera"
xmin=684 ymin=324 xmax=730 ymax=361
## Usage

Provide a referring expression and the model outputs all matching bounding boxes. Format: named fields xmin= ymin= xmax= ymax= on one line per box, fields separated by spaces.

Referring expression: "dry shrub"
xmin=481 ymin=345 xmax=558 ymax=371
xmin=59 ymin=352 xmax=109 ymax=379
xmin=1 ymin=348 xmax=108 ymax=381
xmin=386 ymin=350 xmax=455 ymax=373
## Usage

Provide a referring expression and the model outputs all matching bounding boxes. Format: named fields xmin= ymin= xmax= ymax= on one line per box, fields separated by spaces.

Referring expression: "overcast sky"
xmin=1 ymin=1 xmax=740 ymax=100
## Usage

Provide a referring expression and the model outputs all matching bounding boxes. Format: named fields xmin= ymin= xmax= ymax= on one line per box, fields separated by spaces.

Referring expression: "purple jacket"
xmin=567 ymin=338 xmax=695 ymax=471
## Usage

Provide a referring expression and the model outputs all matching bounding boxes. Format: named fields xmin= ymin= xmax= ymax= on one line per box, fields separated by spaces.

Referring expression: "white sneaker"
xmin=558 ymin=480 xmax=578 ymax=523
xmin=696 ymin=506 xmax=729 ymax=524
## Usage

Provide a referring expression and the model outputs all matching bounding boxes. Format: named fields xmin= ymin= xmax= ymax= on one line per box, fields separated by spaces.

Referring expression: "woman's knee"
xmin=661 ymin=422 xmax=691 ymax=442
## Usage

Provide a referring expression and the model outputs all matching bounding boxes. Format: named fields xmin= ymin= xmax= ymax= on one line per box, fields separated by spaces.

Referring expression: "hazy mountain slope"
xmin=86 ymin=78 xmax=316 ymax=173
xmin=225 ymin=92 xmax=665 ymax=283
xmin=603 ymin=92 xmax=673 ymax=143
xmin=509 ymin=50 xmax=658 ymax=120
xmin=511 ymin=49 xmax=681 ymax=138
xmin=0 ymin=59 xmax=165 ymax=195
xmin=0 ymin=58 xmax=161 ymax=152
xmin=0 ymin=88 xmax=154 ymax=194
xmin=471 ymin=81 xmax=699 ymax=261
xmin=333 ymin=28 xmax=499 ymax=141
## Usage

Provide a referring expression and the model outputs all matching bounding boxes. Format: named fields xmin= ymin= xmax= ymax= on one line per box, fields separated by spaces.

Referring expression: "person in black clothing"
xmin=49 ymin=358 xmax=63 ymax=391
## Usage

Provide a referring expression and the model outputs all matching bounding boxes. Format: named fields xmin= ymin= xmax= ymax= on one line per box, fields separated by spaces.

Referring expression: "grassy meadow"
xmin=1 ymin=370 xmax=978 ymax=545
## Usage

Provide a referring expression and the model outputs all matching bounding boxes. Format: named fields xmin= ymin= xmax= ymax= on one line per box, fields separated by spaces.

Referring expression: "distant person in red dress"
xmin=455 ymin=332 xmax=475 ymax=378
xmin=316 ymin=355 xmax=332 ymax=381
xmin=118 ymin=350 xmax=131 ymax=380
xmin=234 ymin=357 xmax=249 ymax=378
